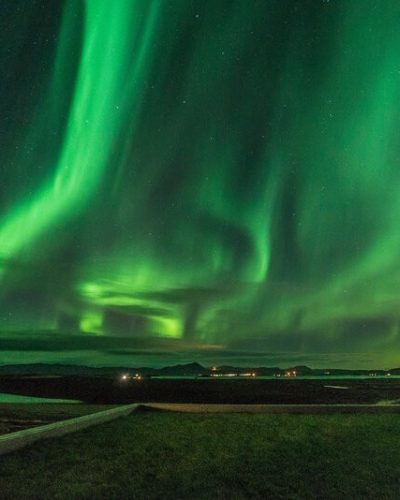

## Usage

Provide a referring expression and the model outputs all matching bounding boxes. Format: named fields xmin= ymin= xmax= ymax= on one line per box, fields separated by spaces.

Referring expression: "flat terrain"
xmin=1 ymin=376 xmax=400 ymax=404
xmin=0 ymin=412 xmax=400 ymax=499
xmin=0 ymin=404 xmax=117 ymax=435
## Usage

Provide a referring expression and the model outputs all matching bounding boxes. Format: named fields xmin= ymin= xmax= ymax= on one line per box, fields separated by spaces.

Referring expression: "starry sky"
xmin=1 ymin=0 xmax=400 ymax=368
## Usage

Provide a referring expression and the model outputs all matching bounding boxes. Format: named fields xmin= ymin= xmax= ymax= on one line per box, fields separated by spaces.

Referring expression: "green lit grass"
xmin=0 ymin=413 xmax=399 ymax=499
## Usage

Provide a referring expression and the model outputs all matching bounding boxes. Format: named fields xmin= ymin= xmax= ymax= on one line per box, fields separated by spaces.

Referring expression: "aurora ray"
xmin=1 ymin=0 xmax=400 ymax=368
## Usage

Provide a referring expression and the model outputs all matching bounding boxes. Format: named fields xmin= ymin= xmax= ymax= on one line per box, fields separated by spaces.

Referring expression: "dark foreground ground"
xmin=1 ymin=376 xmax=400 ymax=404
xmin=0 ymin=412 xmax=399 ymax=499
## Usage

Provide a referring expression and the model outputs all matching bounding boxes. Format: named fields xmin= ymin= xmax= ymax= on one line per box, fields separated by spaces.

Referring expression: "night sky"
xmin=1 ymin=0 xmax=400 ymax=368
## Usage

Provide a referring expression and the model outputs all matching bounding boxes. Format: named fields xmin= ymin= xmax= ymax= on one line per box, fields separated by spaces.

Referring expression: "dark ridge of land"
xmin=0 ymin=362 xmax=398 ymax=378
xmin=1 ymin=376 xmax=400 ymax=404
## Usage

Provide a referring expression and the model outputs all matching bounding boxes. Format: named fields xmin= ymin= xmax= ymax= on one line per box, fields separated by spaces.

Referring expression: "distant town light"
xmin=240 ymin=372 xmax=257 ymax=378
xmin=121 ymin=374 xmax=129 ymax=381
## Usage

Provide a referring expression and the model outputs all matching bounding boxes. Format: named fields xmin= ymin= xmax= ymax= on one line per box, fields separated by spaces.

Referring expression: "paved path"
xmin=141 ymin=402 xmax=400 ymax=414
xmin=0 ymin=403 xmax=138 ymax=456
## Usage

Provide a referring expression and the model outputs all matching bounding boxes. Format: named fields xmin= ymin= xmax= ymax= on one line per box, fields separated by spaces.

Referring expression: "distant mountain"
xmin=0 ymin=362 xmax=396 ymax=378
xmin=0 ymin=362 xmax=208 ymax=377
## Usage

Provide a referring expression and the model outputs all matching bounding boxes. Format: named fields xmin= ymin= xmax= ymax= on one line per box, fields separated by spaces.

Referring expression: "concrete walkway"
xmin=141 ymin=402 xmax=400 ymax=414
xmin=0 ymin=403 xmax=138 ymax=456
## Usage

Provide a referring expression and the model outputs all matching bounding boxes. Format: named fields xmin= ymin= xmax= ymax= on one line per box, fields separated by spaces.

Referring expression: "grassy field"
xmin=0 ymin=412 xmax=400 ymax=499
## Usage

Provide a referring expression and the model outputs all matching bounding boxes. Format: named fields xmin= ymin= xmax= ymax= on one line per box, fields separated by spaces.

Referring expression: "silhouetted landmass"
xmin=0 ymin=362 xmax=399 ymax=405
xmin=0 ymin=362 xmax=396 ymax=377
xmin=0 ymin=375 xmax=399 ymax=405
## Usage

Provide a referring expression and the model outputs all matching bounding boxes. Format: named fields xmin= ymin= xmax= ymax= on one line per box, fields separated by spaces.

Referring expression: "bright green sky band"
xmin=1 ymin=0 xmax=400 ymax=366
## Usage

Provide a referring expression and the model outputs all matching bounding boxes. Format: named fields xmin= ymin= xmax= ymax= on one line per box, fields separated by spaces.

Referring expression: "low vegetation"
xmin=0 ymin=412 xmax=399 ymax=499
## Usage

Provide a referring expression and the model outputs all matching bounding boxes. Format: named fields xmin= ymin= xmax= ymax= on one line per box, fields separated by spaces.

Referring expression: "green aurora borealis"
xmin=1 ymin=0 xmax=400 ymax=367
